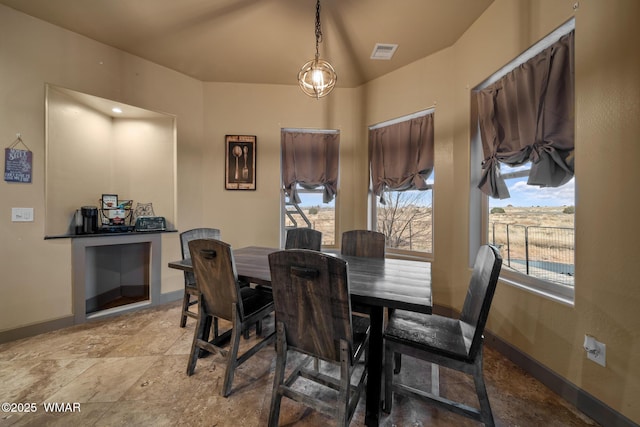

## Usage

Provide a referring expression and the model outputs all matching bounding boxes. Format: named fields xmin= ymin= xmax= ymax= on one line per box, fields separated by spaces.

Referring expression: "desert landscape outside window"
xmin=283 ymin=185 xmax=336 ymax=247
xmin=487 ymin=164 xmax=575 ymax=288
xmin=375 ymin=181 xmax=433 ymax=255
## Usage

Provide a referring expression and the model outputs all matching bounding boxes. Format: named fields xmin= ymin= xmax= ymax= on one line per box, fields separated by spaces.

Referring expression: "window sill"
xmin=498 ymin=270 xmax=574 ymax=306
xmin=385 ymin=248 xmax=432 ymax=262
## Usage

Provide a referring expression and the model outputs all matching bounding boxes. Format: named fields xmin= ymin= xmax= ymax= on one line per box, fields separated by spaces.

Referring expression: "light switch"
xmin=12 ymin=207 xmax=34 ymax=222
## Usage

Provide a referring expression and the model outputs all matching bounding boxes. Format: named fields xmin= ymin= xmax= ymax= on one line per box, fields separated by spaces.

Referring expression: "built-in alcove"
xmin=45 ymin=84 xmax=177 ymax=236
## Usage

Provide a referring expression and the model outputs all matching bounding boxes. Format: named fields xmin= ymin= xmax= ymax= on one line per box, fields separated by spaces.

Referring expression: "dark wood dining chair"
xmin=383 ymin=244 xmax=502 ymax=426
xmin=187 ymin=238 xmax=275 ymax=397
xmin=285 ymin=227 xmax=322 ymax=250
xmin=340 ymin=230 xmax=385 ymax=310
xmin=340 ymin=229 xmax=386 ymax=368
xmin=179 ymin=228 xmax=221 ymax=327
xmin=341 ymin=229 xmax=385 ymax=259
xmin=267 ymin=249 xmax=370 ymax=427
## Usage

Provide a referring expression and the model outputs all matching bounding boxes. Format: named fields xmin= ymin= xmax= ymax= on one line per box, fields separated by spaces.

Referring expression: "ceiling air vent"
xmin=370 ymin=43 xmax=398 ymax=60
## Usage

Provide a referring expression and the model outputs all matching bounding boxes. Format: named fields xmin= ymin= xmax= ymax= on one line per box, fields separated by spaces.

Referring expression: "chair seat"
xmin=352 ymin=314 xmax=371 ymax=342
xmin=385 ymin=310 xmax=471 ymax=362
xmin=383 ymin=245 xmax=502 ymax=426
xmin=239 ymin=286 xmax=274 ymax=318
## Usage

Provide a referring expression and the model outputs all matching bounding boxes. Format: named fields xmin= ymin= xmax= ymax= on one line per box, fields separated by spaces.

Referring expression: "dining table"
xmin=168 ymin=246 xmax=432 ymax=426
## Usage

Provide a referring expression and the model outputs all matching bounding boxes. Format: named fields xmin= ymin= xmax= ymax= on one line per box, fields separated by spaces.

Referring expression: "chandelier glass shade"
xmin=298 ymin=57 xmax=337 ymax=99
xmin=298 ymin=0 xmax=337 ymax=99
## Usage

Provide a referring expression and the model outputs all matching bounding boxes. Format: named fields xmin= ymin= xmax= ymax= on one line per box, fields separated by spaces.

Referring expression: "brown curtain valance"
xmin=476 ymin=31 xmax=574 ymax=199
xmin=369 ymin=113 xmax=434 ymax=204
xmin=281 ymin=131 xmax=340 ymax=203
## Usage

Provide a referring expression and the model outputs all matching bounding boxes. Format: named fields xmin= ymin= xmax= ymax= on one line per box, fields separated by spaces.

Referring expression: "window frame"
xmin=469 ymin=19 xmax=576 ymax=305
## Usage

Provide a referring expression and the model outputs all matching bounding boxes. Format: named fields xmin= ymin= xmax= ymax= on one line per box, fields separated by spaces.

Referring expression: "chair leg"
xmin=473 ymin=349 xmax=494 ymax=427
xmin=268 ymin=323 xmax=287 ymax=427
xmin=199 ymin=315 xmax=213 ymax=358
xmin=187 ymin=309 xmax=208 ymax=375
xmin=337 ymin=342 xmax=351 ymax=426
xmin=180 ymin=289 xmax=191 ymax=327
xmin=394 ymin=352 xmax=402 ymax=374
xmin=222 ymin=308 xmax=243 ymax=397
xmin=383 ymin=341 xmax=394 ymax=413
xmin=431 ymin=363 xmax=440 ymax=396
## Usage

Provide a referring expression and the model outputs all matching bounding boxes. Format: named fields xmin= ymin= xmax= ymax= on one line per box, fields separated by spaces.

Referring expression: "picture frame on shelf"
xmin=101 ymin=194 xmax=118 ymax=209
xmin=118 ymin=199 xmax=133 ymax=210
xmin=225 ymin=135 xmax=256 ymax=190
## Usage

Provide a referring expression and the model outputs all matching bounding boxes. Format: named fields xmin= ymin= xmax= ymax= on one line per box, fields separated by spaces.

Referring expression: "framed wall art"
xmin=225 ymin=135 xmax=256 ymax=190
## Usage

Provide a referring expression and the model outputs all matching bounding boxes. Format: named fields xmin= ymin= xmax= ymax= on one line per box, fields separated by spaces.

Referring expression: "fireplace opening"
xmin=85 ymin=242 xmax=150 ymax=315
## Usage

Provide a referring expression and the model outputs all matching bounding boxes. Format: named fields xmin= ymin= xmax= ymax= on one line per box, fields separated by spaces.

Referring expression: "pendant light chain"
xmin=297 ymin=0 xmax=337 ymax=98
xmin=315 ymin=0 xmax=322 ymax=60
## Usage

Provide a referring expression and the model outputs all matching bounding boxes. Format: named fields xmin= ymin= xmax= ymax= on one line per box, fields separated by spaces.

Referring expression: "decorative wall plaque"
xmin=225 ymin=135 xmax=256 ymax=190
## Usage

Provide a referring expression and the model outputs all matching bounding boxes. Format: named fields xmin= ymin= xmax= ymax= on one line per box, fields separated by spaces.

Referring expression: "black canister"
xmin=81 ymin=206 xmax=99 ymax=234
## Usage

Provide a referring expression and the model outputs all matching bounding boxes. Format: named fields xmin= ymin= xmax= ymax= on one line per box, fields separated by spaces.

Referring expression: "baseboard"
xmin=0 ymin=291 xmax=184 ymax=345
xmin=0 ymin=315 xmax=74 ymax=345
xmin=433 ymin=304 xmax=638 ymax=427
xmin=159 ymin=289 xmax=183 ymax=304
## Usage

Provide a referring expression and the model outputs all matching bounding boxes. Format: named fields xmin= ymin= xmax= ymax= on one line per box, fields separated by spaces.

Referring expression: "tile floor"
xmin=0 ymin=301 xmax=599 ymax=426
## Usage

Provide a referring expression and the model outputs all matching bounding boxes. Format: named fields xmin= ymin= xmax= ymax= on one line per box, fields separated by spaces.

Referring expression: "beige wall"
xmin=0 ymin=5 xmax=203 ymax=330
xmin=363 ymin=0 xmax=640 ymax=422
xmin=200 ymin=82 xmax=365 ymax=249
xmin=1 ymin=0 xmax=639 ymax=423
xmin=0 ymin=4 xmax=365 ymax=332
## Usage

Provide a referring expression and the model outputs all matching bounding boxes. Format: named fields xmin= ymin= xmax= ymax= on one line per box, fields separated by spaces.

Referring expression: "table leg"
xmin=365 ymin=306 xmax=384 ymax=426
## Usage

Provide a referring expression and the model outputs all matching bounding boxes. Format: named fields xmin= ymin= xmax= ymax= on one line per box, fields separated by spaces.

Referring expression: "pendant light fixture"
xmin=297 ymin=0 xmax=337 ymax=99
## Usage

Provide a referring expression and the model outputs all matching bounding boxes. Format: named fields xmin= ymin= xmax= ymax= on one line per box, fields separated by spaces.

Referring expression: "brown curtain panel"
xmin=369 ymin=113 xmax=434 ymax=204
xmin=477 ymin=31 xmax=574 ymax=199
xmin=281 ymin=131 xmax=340 ymax=203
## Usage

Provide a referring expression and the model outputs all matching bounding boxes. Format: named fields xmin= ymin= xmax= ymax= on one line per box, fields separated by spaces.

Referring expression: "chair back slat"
xmin=460 ymin=245 xmax=502 ymax=358
xmin=285 ymin=228 xmax=322 ymax=251
xmin=189 ymin=239 xmax=241 ymax=321
xmin=341 ymin=230 xmax=385 ymax=258
xmin=269 ymin=249 xmax=353 ymax=362
xmin=180 ymin=228 xmax=221 ymax=285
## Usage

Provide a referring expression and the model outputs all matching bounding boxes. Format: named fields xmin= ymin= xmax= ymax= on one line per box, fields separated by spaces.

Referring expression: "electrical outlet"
xmin=584 ymin=335 xmax=606 ymax=367
xmin=12 ymin=207 xmax=34 ymax=222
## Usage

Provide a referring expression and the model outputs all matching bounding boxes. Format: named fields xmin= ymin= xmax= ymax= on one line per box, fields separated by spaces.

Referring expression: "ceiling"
xmin=1 ymin=0 xmax=493 ymax=88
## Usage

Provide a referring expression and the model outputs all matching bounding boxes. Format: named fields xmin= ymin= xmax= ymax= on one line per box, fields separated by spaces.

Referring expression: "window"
xmin=369 ymin=110 xmax=435 ymax=258
xmin=280 ymin=129 xmax=339 ymax=247
xmin=471 ymin=19 xmax=575 ymax=303
xmin=284 ymin=184 xmax=336 ymax=246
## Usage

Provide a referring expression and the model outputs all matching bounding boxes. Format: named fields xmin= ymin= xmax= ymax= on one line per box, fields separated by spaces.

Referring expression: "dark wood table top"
xmin=169 ymin=245 xmax=432 ymax=314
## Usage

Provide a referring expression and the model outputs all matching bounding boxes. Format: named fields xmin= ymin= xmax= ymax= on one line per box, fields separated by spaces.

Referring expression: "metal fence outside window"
xmin=489 ymin=223 xmax=574 ymax=286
